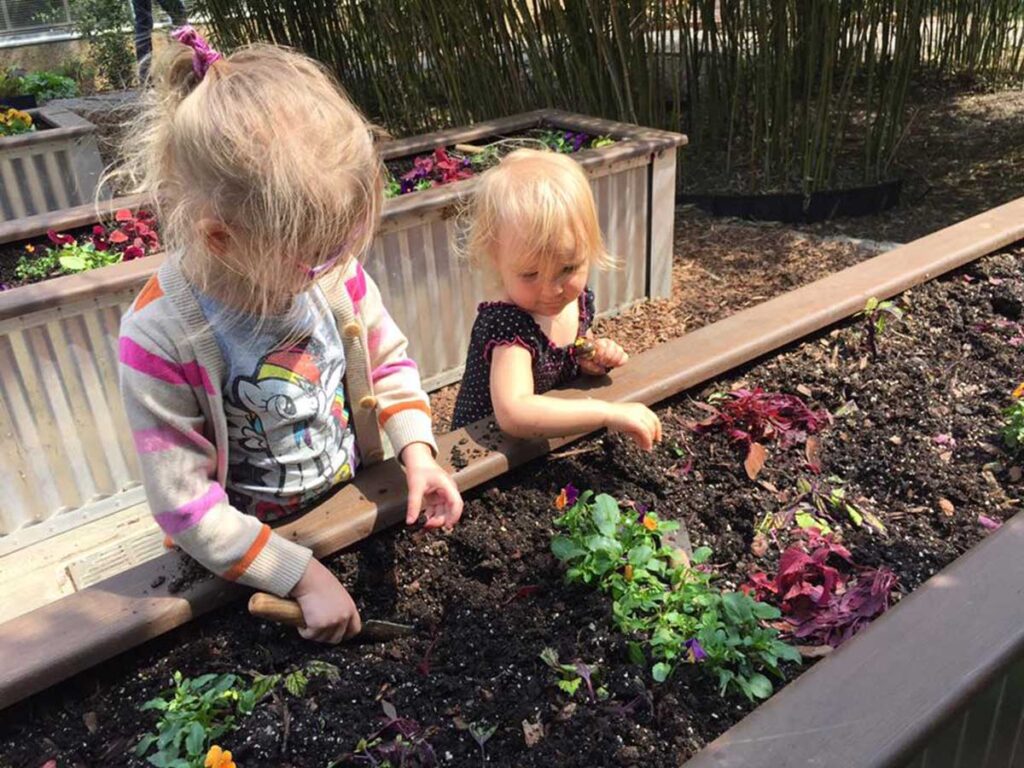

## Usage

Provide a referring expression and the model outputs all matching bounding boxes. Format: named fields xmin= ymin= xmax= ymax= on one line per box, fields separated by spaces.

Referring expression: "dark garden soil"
xmin=2 ymin=243 xmax=1023 ymax=767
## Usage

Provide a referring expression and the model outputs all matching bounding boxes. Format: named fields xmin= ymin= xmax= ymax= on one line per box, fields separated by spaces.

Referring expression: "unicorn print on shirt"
xmin=224 ymin=335 xmax=355 ymax=504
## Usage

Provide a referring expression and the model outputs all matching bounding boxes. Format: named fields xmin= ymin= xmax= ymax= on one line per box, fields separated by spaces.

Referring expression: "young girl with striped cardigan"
xmin=117 ymin=30 xmax=461 ymax=644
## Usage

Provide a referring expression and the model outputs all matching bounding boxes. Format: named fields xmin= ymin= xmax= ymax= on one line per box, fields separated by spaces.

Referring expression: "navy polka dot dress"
xmin=451 ymin=288 xmax=596 ymax=429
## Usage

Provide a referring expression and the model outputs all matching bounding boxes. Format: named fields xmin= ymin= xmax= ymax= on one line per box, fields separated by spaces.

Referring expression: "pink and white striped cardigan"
xmin=119 ymin=256 xmax=436 ymax=597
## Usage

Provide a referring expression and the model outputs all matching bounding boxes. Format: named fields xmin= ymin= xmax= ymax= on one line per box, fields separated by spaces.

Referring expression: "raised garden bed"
xmin=0 ymin=109 xmax=684 ymax=597
xmin=0 ymin=106 xmax=106 ymax=223
xmin=1 ymin=204 xmax=1024 ymax=767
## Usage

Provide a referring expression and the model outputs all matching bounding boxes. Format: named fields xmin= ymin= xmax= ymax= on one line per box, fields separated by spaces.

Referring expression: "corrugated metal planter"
xmin=0 ymin=106 xmax=107 ymax=222
xmin=0 ymin=109 xmax=686 ymax=554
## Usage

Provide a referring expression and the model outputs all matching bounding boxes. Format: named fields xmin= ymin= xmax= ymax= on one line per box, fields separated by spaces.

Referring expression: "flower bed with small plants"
xmin=2 ymin=237 xmax=1021 ymax=766
xmin=0 ymin=207 xmax=160 ymax=290
xmin=383 ymin=127 xmax=614 ymax=197
xmin=0 ymin=126 xmax=612 ymax=290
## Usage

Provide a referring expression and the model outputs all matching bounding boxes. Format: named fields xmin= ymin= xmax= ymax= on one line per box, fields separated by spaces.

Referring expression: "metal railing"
xmin=0 ymin=0 xmax=177 ymax=47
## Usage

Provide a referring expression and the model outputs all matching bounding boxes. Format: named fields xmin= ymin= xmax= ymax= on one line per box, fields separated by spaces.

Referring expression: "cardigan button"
xmin=359 ymin=395 xmax=378 ymax=410
xmin=342 ymin=321 xmax=363 ymax=339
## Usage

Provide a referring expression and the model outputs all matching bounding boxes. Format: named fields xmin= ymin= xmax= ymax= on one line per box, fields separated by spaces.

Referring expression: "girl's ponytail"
xmin=151 ymin=43 xmax=201 ymax=108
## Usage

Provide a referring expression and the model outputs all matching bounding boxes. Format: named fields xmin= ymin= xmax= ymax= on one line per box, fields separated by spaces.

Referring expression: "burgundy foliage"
xmin=747 ymin=530 xmax=898 ymax=648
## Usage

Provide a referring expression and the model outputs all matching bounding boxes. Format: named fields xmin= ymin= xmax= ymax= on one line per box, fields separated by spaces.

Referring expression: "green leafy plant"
xmin=17 ymin=71 xmax=79 ymax=101
xmin=50 ymin=240 xmax=120 ymax=274
xmin=137 ymin=661 xmax=339 ymax=767
xmin=551 ymin=490 xmax=800 ymax=700
xmin=384 ymin=174 xmax=402 ymax=198
xmin=135 ymin=671 xmax=259 ymax=767
xmin=1002 ymin=384 xmax=1024 ymax=453
xmin=14 ymin=247 xmax=59 ymax=282
xmin=70 ymin=0 xmax=136 ymax=90
xmin=0 ymin=67 xmax=22 ymax=99
xmin=283 ymin=659 xmax=340 ymax=697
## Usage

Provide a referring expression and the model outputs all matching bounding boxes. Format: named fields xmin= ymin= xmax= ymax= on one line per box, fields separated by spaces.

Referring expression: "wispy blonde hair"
xmin=464 ymin=148 xmax=613 ymax=274
xmin=109 ymin=42 xmax=382 ymax=318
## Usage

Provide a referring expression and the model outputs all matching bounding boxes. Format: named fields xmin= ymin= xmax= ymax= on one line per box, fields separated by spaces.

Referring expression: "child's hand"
xmin=291 ymin=558 xmax=362 ymax=644
xmin=605 ymin=402 xmax=663 ymax=451
xmin=402 ymin=442 xmax=463 ymax=529
xmin=579 ymin=337 xmax=629 ymax=376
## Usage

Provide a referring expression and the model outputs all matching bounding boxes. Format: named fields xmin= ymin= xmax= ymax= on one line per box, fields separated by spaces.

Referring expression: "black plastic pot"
xmin=680 ymin=178 xmax=902 ymax=223
xmin=0 ymin=94 xmax=38 ymax=110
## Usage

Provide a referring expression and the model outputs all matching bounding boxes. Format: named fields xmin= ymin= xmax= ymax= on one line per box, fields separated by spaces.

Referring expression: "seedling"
xmin=856 ymin=296 xmax=904 ymax=358
xmin=539 ymin=648 xmax=602 ymax=702
xmin=338 ymin=701 xmax=438 ymax=767
xmin=468 ymin=722 xmax=497 ymax=766
xmin=1001 ymin=383 xmax=1024 ymax=453
xmin=283 ymin=659 xmax=340 ymax=697
xmin=551 ymin=488 xmax=799 ymax=701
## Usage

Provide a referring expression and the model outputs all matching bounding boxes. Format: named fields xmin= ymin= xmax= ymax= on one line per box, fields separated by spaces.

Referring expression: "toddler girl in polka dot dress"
xmin=451 ymin=149 xmax=662 ymax=450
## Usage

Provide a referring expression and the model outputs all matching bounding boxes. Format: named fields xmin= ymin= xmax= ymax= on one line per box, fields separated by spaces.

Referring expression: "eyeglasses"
xmin=300 ymin=223 xmax=366 ymax=279
xmin=302 ymin=247 xmax=344 ymax=279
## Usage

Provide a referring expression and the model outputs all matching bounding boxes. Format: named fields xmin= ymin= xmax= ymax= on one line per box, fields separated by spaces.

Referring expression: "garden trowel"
xmin=248 ymin=592 xmax=416 ymax=643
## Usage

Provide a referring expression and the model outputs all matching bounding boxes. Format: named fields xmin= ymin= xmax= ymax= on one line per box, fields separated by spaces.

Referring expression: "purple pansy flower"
xmin=564 ymin=483 xmax=579 ymax=506
xmin=684 ymin=638 xmax=707 ymax=663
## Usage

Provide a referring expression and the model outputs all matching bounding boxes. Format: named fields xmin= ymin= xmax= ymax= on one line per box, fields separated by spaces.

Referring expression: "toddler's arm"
xmin=490 ymin=345 xmax=662 ymax=450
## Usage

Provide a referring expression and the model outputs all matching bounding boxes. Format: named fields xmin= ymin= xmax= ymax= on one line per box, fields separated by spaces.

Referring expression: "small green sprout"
xmin=856 ymin=296 xmax=904 ymax=358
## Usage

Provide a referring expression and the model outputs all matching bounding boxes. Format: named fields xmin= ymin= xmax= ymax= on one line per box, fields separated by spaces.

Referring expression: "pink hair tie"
xmin=171 ymin=25 xmax=222 ymax=80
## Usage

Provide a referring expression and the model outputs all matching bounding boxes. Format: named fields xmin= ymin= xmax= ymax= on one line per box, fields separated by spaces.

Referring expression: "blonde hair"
xmin=464 ymin=148 xmax=613 ymax=274
xmin=110 ymin=42 xmax=382 ymax=318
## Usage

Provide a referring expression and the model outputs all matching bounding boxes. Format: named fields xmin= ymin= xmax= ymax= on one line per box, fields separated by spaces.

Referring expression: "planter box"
xmin=0 ymin=106 xmax=107 ymax=222
xmin=0 ymin=109 xmax=685 ymax=557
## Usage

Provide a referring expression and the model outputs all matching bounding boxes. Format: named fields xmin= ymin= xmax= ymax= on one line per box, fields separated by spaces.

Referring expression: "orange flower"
xmin=1013 ymin=382 xmax=1024 ymax=399
xmin=24 ymin=244 xmax=34 ymax=253
xmin=624 ymin=564 xmax=634 ymax=581
xmin=205 ymin=746 xmax=237 ymax=768
xmin=555 ymin=489 xmax=568 ymax=510
xmin=642 ymin=515 xmax=657 ymax=531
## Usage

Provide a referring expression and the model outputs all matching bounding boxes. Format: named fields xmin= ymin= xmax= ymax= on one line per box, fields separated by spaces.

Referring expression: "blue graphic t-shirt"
xmin=196 ymin=287 xmax=359 ymax=521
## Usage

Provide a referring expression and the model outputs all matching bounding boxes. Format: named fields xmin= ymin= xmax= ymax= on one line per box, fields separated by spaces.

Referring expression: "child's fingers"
xmin=405 ymin=474 xmax=427 ymax=525
xmin=440 ymin=478 xmax=464 ymax=525
xmin=595 ymin=339 xmax=628 ymax=368
xmin=630 ymin=426 xmax=654 ymax=452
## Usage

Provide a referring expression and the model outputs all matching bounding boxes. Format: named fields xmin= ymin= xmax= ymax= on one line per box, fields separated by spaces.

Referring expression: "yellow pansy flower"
xmin=205 ymin=745 xmax=237 ymax=768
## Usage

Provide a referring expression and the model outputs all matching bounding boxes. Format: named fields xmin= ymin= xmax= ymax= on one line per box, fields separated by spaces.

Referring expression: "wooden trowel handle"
xmin=248 ymin=592 xmax=305 ymax=627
